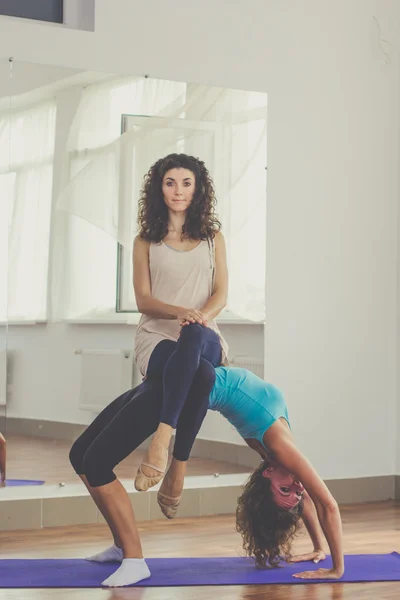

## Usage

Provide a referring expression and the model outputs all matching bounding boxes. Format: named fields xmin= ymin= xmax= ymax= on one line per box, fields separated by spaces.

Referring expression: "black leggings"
xmin=147 ymin=323 xmax=221 ymax=428
xmin=69 ymin=359 xmax=215 ymax=487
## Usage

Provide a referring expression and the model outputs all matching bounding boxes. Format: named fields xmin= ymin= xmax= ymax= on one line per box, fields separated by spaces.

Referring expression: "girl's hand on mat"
xmin=293 ymin=567 xmax=344 ymax=580
xmin=288 ymin=549 xmax=326 ymax=564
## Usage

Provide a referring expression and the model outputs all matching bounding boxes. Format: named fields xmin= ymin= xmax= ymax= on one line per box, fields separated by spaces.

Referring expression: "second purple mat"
xmin=3 ymin=479 xmax=45 ymax=487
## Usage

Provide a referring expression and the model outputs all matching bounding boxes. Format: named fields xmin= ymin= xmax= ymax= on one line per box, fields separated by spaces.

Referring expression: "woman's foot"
xmin=85 ymin=543 xmax=123 ymax=563
xmin=157 ymin=459 xmax=186 ymax=519
xmin=101 ymin=558 xmax=151 ymax=587
xmin=157 ymin=491 xmax=181 ymax=519
xmin=134 ymin=424 xmax=173 ymax=492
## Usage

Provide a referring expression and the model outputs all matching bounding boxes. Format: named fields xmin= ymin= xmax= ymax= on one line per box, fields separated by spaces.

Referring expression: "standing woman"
xmin=133 ymin=153 xmax=229 ymax=491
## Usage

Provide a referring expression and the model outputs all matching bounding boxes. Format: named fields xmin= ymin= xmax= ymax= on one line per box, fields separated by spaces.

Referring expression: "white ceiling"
xmin=0 ymin=60 xmax=113 ymax=108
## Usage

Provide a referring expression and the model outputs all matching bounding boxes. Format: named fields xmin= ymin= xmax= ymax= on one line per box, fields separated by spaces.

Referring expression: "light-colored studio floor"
xmin=4 ymin=434 xmax=247 ymax=484
xmin=0 ymin=501 xmax=399 ymax=599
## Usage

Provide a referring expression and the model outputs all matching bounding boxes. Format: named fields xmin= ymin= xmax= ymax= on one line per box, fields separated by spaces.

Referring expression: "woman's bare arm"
xmin=286 ymin=491 xmax=327 ymax=565
xmin=300 ymin=490 xmax=326 ymax=551
xmin=264 ymin=421 xmax=344 ymax=579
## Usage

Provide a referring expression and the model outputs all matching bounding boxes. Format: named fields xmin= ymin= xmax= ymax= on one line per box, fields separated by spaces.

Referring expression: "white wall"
xmin=0 ymin=0 xmax=399 ymax=479
xmin=0 ymin=328 xmax=6 ymax=422
xmin=264 ymin=3 xmax=399 ymax=481
xmin=263 ymin=4 xmax=400 ymax=482
xmin=4 ymin=62 xmax=80 ymax=97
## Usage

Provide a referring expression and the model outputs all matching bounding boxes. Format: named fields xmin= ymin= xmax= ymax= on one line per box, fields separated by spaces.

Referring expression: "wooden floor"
xmin=0 ymin=501 xmax=399 ymax=598
xmin=5 ymin=435 xmax=247 ymax=483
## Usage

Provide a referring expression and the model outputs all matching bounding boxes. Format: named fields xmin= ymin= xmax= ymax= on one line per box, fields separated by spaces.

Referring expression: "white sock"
xmin=101 ymin=558 xmax=151 ymax=587
xmin=85 ymin=543 xmax=123 ymax=563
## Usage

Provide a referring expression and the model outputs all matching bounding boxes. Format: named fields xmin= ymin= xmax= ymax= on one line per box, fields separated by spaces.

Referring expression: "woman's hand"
xmin=0 ymin=432 xmax=6 ymax=486
xmin=293 ymin=567 xmax=344 ymax=580
xmin=177 ymin=308 xmax=208 ymax=327
xmin=287 ymin=549 xmax=326 ymax=564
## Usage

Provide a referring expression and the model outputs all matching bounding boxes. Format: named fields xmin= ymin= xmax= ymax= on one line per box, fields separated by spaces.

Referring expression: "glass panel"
xmin=3 ymin=60 xmax=266 ymax=494
xmin=0 ymin=57 xmax=13 ymax=485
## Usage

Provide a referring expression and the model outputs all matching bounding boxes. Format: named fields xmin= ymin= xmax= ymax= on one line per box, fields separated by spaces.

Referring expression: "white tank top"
xmin=134 ymin=239 xmax=229 ymax=376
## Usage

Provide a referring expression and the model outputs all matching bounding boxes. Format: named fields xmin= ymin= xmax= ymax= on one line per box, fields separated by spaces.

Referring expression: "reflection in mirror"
xmin=3 ymin=61 xmax=267 ymax=492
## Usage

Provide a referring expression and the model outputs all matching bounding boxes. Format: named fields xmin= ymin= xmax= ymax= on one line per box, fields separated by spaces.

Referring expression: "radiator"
xmin=230 ymin=355 xmax=264 ymax=379
xmin=0 ymin=349 xmax=6 ymax=407
xmin=76 ymin=349 xmax=138 ymax=413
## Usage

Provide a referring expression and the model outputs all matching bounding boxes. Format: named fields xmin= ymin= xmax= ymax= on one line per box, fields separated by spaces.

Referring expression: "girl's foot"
xmin=101 ymin=558 xmax=151 ymax=587
xmin=157 ymin=464 xmax=185 ymax=518
xmin=157 ymin=491 xmax=181 ymax=519
xmin=134 ymin=424 xmax=173 ymax=492
xmin=85 ymin=543 xmax=123 ymax=563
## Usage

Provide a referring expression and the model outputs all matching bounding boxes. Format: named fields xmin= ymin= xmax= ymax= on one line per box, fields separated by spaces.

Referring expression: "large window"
xmin=59 ymin=77 xmax=187 ymax=320
xmin=0 ymin=100 xmax=56 ymax=322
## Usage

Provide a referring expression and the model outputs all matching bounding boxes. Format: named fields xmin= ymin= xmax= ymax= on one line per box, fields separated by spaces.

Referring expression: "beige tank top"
xmin=134 ymin=239 xmax=229 ymax=376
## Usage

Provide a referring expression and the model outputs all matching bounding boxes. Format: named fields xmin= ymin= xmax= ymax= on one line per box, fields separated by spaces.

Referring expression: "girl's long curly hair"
xmin=236 ymin=461 xmax=304 ymax=568
xmin=137 ymin=153 xmax=221 ymax=242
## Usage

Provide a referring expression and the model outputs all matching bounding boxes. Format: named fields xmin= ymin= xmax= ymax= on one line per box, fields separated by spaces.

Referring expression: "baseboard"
xmin=325 ymin=476 xmax=395 ymax=504
xmin=0 ymin=474 xmax=247 ymax=531
xmin=395 ymin=475 xmax=400 ymax=500
xmin=0 ymin=472 xmax=398 ymax=532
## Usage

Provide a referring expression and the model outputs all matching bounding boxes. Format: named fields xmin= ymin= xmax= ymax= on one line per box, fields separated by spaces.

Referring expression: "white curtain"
xmin=53 ymin=76 xmax=186 ymax=320
xmin=55 ymin=76 xmax=267 ymax=322
xmin=0 ymin=101 xmax=56 ymax=321
xmin=225 ymin=98 xmax=267 ymax=321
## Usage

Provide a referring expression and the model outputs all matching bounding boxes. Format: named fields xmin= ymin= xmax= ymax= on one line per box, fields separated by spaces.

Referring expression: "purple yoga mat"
xmin=0 ymin=554 xmax=399 ymax=587
xmin=4 ymin=479 xmax=45 ymax=487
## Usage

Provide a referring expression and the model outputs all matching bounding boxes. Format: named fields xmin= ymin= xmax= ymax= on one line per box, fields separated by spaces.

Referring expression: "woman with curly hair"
xmin=69 ymin=365 xmax=343 ymax=587
xmin=162 ymin=366 xmax=344 ymax=580
xmin=132 ymin=153 xmax=229 ymax=493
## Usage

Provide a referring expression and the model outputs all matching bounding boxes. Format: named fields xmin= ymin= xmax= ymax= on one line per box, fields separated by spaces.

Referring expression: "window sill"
xmin=64 ymin=316 xmax=264 ymax=326
xmin=217 ymin=318 xmax=264 ymax=326
xmin=1 ymin=317 xmax=264 ymax=327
